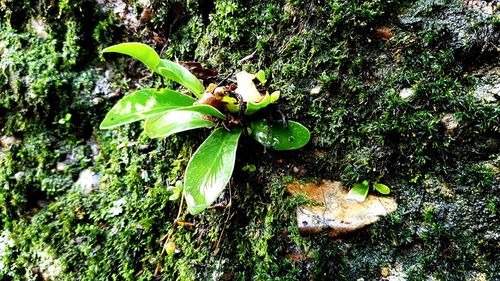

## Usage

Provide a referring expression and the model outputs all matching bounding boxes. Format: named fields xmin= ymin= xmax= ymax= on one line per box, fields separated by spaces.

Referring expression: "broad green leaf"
xmin=158 ymin=60 xmax=205 ymax=98
xmin=103 ymin=43 xmax=205 ymax=97
xmin=373 ymin=183 xmax=391 ymax=195
xmin=184 ymin=127 xmax=242 ymax=215
xmin=144 ymin=110 xmax=216 ymax=138
xmin=102 ymin=43 xmax=160 ymax=72
xmin=100 ymin=89 xmax=196 ymax=129
xmin=177 ymin=104 xmax=226 ymax=120
xmin=346 ymin=180 xmax=369 ymax=202
xmin=250 ymin=120 xmax=311 ymax=150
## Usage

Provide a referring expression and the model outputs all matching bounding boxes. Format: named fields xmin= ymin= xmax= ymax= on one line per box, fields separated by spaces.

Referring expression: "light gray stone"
xmin=286 ymin=180 xmax=397 ymax=237
xmin=75 ymin=169 xmax=101 ymax=195
xmin=399 ymin=88 xmax=414 ymax=100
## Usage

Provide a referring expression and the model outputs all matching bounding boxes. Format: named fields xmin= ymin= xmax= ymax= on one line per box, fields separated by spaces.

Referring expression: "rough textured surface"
xmin=0 ymin=0 xmax=499 ymax=280
xmin=286 ymin=180 xmax=397 ymax=237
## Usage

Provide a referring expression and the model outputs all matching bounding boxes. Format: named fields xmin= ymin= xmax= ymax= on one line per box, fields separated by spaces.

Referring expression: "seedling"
xmin=346 ymin=180 xmax=391 ymax=202
xmin=100 ymin=43 xmax=310 ymax=215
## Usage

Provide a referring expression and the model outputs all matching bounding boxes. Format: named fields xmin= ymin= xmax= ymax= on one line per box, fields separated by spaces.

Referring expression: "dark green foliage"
xmin=0 ymin=0 xmax=499 ymax=280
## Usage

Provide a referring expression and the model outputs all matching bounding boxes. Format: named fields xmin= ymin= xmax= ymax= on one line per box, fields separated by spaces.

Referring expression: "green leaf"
xmin=103 ymin=43 xmax=205 ymax=97
xmin=373 ymin=183 xmax=391 ymax=195
xmin=184 ymin=128 xmax=242 ymax=215
xmin=250 ymin=120 xmax=311 ymax=150
xmin=245 ymin=93 xmax=272 ymax=115
xmin=256 ymin=70 xmax=267 ymax=84
xmin=102 ymin=43 xmax=160 ymax=72
xmin=346 ymin=180 xmax=369 ymax=202
xmin=158 ymin=60 xmax=205 ymax=98
xmin=242 ymin=164 xmax=256 ymax=172
xmin=169 ymin=192 xmax=180 ymax=201
xmin=100 ymin=89 xmax=196 ymax=129
xmin=177 ymin=104 xmax=226 ymax=120
xmin=144 ymin=110 xmax=216 ymax=138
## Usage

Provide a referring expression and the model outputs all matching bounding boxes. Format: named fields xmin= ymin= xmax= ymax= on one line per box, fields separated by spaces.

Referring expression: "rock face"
xmin=286 ymin=180 xmax=397 ymax=238
xmin=473 ymin=65 xmax=500 ymax=103
xmin=1 ymin=0 xmax=499 ymax=279
xmin=441 ymin=113 xmax=459 ymax=136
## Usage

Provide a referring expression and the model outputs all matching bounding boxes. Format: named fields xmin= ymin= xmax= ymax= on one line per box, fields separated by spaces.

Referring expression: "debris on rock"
xmin=424 ymin=176 xmax=455 ymax=199
xmin=0 ymin=136 xmax=20 ymax=148
xmin=286 ymin=180 xmax=397 ymax=238
xmin=140 ymin=8 xmax=153 ymax=22
xmin=441 ymin=113 xmax=459 ymax=136
xmin=137 ymin=0 xmax=151 ymax=8
xmin=464 ymin=0 xmax=500 ymax=15
xmin=374 ymin=26 xmax=393 ymax=41
xmin=399 ymin=88 xmax=414 ymax=100
xmin=29 ymin=18 xmax=48 ymax=39
xmin=310 ymin=85 xmax=322 ymax=96
xmin=284 ymin=252 xmax=310 ymax=262
xmin=473 ymin=65 xmax=499 ymax=103
xmin=109 ymin=198 xmax=126 ymax=217
xmin=380 ymin=263 xmax=407 ymax=281
xmin=96 ymin=0 xmax=141 ymax=31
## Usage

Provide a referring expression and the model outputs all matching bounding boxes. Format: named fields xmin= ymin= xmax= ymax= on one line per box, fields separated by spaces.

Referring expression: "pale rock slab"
xmin=286 ymin=180 xmax=397 ymax=237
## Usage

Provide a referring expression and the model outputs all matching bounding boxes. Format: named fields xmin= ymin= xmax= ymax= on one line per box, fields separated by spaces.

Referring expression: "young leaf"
xmin=245 ymin=93 xmax=272 ymax=115
xmin=144 ymin=110 xmax=216 ymax=138
xmin=100 ymin=89 xmax=196 ymax=129
xmin=256 ymin=70 xmax=267 ymax=84
xmin=102 ymin=43 xmax=160 ymax=72
xmin=346 ymin=180 xmax=370 ymax=202
xmin=373 ymin=183 xmax=391 ymax=195
xmin=158 ymin=60 xmax=205 ymax=98
xmin=250 ymin=120 xmax=311 ymax=150
xmin=270 ymin=91 xmax=280 ymax=103
xmin=184 ymin=128 xmax=242 ymax=215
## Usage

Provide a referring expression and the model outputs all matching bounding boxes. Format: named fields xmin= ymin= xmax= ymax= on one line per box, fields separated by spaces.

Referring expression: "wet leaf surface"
xmin=373 ymin=183 xmax=391 ymax=195
xmin=250 ymin=120 xmax=310 ymax=150
xmin=184 ymin=128 xmax=242 ymax=215
xmin=157 ymin=60 xmax=205 ymax=98
xmin=144 ymin=110 xmax=216 ymax=138
xmin=100 ymin=89 xmax=195 ymax=129
xmin=102 ymin=42 xmax=160 ymax=71
xmin=346 ymin=180 xmax=370 ymax=202
xmin=103 ymin=43 xmax=205 ymax=97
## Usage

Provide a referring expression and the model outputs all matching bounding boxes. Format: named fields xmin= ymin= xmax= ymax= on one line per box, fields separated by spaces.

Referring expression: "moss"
xmin=1 ymin=0 xmax=499 ymax=280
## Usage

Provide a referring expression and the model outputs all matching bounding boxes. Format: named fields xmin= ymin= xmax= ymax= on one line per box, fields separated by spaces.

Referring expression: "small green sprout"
xmin=100 ymin=43 xmax=310 ymax=215
xmin=166 ymin=180 xmax=183 ymax=201
xmin=242 ymin=164 xmax=257 ymax=172
xmin=346 ymin=180 xmax=391 ymax=202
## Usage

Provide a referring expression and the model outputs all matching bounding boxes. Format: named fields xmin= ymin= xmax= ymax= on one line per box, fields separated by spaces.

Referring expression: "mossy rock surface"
xmin=0 ymin=0 xmax=499 ymax=280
